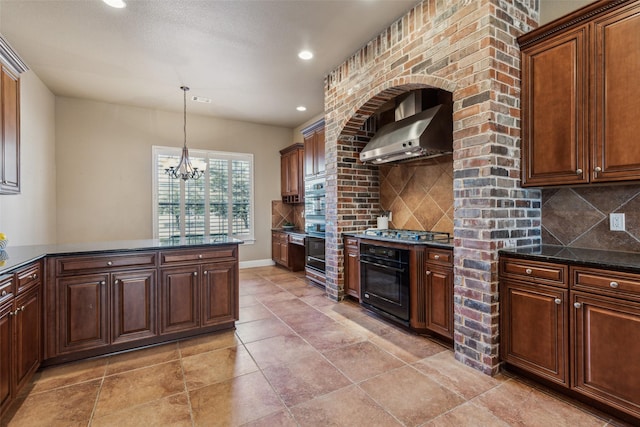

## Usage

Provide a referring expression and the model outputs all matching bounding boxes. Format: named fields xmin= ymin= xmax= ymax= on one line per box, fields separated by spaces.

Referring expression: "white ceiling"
xmin=0 ymin=0 xmax=586 ymax=129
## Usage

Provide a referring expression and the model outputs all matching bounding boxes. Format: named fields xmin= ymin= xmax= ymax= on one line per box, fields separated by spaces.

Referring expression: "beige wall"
xmin=0 ymin=71 xmax=56 ymax=246
xmin=55 ymin=97 xmax=291 ymax=262
xmin=540 ymin=0 xmax=591 ymax=25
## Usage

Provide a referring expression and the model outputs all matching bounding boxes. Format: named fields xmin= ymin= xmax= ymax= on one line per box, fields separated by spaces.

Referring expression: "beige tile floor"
xmin=2 ymin=266 xmax=632 ymax=427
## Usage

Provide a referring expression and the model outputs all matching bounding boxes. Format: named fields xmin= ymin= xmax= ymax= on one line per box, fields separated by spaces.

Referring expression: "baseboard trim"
xmin=239 ymin=259 xmax=275 ymax=269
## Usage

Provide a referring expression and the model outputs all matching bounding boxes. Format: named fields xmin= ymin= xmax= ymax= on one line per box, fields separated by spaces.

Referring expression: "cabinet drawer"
xmin=500 ymin=257 xmax=567 ymax=287
xmin=16 ymin=262 xmax=41 ymax=294
xmin=425 ymin=248 xmax=453 ymax=266
xmin=56 ymin=252 xmax=157 ymax=275
xmin=0 ymin=273 xmax=14 ymax=305
xmin=289 ymin=234 xmax=304 ymax=246
xmin=160 ymin=246 xmax=237 ymax=265
xmin=572 ymin=267 xmax=640 ymax=301
xmin=345 ymin=237 xmax=359 ymax=248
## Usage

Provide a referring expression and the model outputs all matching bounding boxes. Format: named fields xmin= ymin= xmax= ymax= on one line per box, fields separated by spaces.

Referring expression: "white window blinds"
xmin=153 ymin=146 xmax=254 ymax=241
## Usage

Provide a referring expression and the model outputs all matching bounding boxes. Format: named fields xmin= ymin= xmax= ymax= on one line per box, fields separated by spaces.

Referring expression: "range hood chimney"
xmin=360 ymin=93 xmax=453 ymax=164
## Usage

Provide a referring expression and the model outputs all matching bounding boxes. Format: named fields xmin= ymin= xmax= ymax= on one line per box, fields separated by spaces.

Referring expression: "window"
xmin=153 ymin=146 xmax=254 ymax=242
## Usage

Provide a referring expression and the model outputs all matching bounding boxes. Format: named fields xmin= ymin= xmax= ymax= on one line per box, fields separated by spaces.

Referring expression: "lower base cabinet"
xmin=112 ymin=270 xmax=157 ymax=344
xmin=344 ymin=237 xmax=360 ymax=300
xmin=573 ymin=291 xmax=640 ymax=418
xmin=160 ymin=266 xmax=199 ymax=334
xmin=0 ymin=263 xmax=42 ymax=418
xmin=500 ymin=256 xmax=640 ymax=422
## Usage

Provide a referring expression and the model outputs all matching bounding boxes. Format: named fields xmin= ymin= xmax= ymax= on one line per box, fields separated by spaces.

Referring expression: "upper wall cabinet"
xmin=280 ymin=143 xmax=304 ymax=204
xmin=0 ymin=36 xmax=28 ymax=195
xmin=519 ymin=1 xmax=640 ymax=187
xmin=302 ymin=119 xmax=325 ymax=178
xmin=0 ymin=66 xmax=20 ymax=194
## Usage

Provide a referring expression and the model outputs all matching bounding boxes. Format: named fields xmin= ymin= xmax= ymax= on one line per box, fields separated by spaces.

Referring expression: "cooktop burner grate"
xmin=363 ymin=228 xmax=450 ymax=242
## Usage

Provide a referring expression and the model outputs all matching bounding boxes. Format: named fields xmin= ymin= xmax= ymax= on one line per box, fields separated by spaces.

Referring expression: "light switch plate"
xmin=610 ymin=213 xmax=625 ymax=231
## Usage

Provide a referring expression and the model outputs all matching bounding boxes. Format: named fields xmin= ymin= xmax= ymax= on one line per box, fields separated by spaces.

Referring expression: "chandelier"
xmin=165 ymin=86 xmax=205 ymax=180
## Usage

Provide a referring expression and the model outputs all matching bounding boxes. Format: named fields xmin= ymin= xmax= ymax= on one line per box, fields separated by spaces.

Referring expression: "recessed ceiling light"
xmin=102 ymin=0 xmax=126 ymax=8
xmin=191 ymin=96 xmax=212 ymax=104
xmin=296 ymin=106 xmax=307 ymax=112
xmin=298 ymin=50 xmax=313 ymax=60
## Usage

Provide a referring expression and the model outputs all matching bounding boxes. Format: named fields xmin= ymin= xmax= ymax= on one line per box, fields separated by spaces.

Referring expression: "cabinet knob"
xmin=32 ymin=273 xmax=38 ymax=279
xmin=554 ymin=298 xmax=562 ymax=305
xmin=576 ymin=169 xmax=583 ymax=175
xmin=525 ymin=268 xmax=532 ymax=275
xmin=203 ymin=271 xmax=208 ymax=275
xmin=574 ymin=302 xmax=581 ymax=309
xmin=193 ymin=272 xmax=198 ymax=276
xmin=426 ymin=270 xmax=431 ymax=276
xmin=107 ymin=261 xmax=113 ymax=266
xmin=594 ymin=166 xmax=602 ymax=173
xmin=434 ymin=254 xmax=440 ymax=260
xmin=99 ymin=281 xmax=106 ymax=285
xmin=609 ymin=281 xmax=619 ymax=288
xmin=114 ymin=279 xmax=120 ymax=284
xmin=198 ymin=254 xmax=203 ymax=259
xmin=1 ymin=290 xmax=6 ymax=297
xmin=20 ymin=305 xmax=25 ymax=311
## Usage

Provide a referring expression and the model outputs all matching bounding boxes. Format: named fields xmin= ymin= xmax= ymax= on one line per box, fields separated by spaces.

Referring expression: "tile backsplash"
xmin=271 ymin=200 xmax=304 ymax=229
xmin=541 ymin=184 xmax=640 ymax=252
xmin=379 ymin=155 xmax=454 ymax=235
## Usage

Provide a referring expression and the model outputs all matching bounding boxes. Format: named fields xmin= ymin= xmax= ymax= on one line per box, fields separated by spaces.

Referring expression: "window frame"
xmin=152 ymin=145 xmax=255 ymax=243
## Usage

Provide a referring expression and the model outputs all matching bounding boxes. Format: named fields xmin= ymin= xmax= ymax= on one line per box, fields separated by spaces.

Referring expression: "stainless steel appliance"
xmin=304 ymin=177 xmax=325 ymax=236
xmin=360 ymin=242 xmax=410 ymax=325
xmin=363 ymin=228 xmax=450 ymax=243
xmin=304 ymin=177 xmax=326 ymax=283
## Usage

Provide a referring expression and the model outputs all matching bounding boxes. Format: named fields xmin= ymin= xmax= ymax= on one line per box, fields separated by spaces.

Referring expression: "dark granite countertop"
xmin=343 ymin=233 xmax=454 ymax=250
xmin=0 ymin=236 xmax=243 ymax=276
xmin=500 ymin=245 xmax=640 ymax=273
xmin=272 ymin=228 xmax=307 ymax=236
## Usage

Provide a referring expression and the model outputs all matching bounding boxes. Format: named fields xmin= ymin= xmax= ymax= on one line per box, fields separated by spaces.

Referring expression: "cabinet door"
xmin=344 ymin=244 xmax=360 ymax=300
xmin=280 ymin=155 xmax=289 ymax=195
xmin=425 ymin=265 xmax=453 ymax=339
xmin=521 ymin=26 xmax=589 ymax=187
xmin=57 ymin=274 xmax=109 ymax=354
xmin=14 ymin=286 xmax=40 ymax=391
xmin=287 ymin=150 xmax=301 ymax=196
xmin=0 ymin=302 xmax=13 ymax=413
xmin=201 ymin=261 xmax=236 ymax=327
xmin=271 ymin=232 xmax=281 ymax=264
xmin=159 ymin=266 xmax=199 ymax=334
xmin=112 ymin=270 xmax=157 ymax=344
xmin=593 ymin=3 xmax=640 ymax=182
xmin=500 ymin=279 xmax=569 ymax=386
xmin=304 ymin=133 xmax=315 ymax=177
xmin=572 ymin=291 xmax=640 ymax=418
xmin=314 ymin=128 xmax=325 ymax=176
xmin=279 ymin=235 xmax=289 ymax=265
xmin=0 ymin=67 xmax=19 ymax=194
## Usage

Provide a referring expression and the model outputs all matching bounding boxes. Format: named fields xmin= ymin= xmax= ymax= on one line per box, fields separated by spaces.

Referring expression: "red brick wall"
xmin=324 ymin=0 xmax=540 ymax=374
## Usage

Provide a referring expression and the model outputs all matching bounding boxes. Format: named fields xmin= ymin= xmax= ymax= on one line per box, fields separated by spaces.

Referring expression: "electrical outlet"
xmin=610 ymin=213 xmax=625 ymax=231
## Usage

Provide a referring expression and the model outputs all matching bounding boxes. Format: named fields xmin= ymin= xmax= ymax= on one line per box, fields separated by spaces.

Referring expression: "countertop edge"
xmin=0 ymin=238 xmax=244 ymax=276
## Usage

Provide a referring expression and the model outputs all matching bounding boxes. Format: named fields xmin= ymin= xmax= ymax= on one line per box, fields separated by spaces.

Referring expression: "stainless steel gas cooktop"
xmin=363 ymin=228 xmax=450 ymax=243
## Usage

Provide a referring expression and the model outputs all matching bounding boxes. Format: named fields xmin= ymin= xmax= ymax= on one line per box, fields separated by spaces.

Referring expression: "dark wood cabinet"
xmin=0 ymin=262 xmax=42 ymax=418
xmin=159 ymin=266 xmax=199 ymax=334
xmin=344 ymin=237 xmax=360 ymax=300
xmin=519 ymin=1 xmax=640 ymax=187
xmin=303 ymin=120 xmax=325 ymax=178
xmin=0 ymin=298 xmax=13 ymax=414
xmin=112 ymin=269 xmax=157 ymax=344
xmin=416 ymin=248 xmax=454 ymax=339
xmin=201 ymin=261 xmax=236 ymax=327
xmin=500 ymin=279 xmax=569 ymax=386
xmin=500 ymin=257 xmax=569 ymax=386
xmin=56 ymin=273 xmax=110 ymax=354
xmin=572 ymin=291 xmax=640 ymax=419
xmin=271 ymin=231 xmax=305 ymax=272
xmin=500 ymin=254 xmax=640 ymax=422
xmin=0 ymin=65 xmax=20 ymax=194
xmin=280 ymin=143 xmax=304 ymax=204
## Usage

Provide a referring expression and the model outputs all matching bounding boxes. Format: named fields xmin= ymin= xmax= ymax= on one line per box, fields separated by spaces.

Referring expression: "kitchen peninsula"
xmin=0 ymin=237 xmax=241 ymax=417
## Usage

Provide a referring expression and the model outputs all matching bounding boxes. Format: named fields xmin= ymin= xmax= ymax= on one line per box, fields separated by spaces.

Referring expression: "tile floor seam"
xmin=85 ymin=373 xmax=106 ymax=427
xmin=177 ymin=352 xmax=196 ymax=427
xmin=351 ymin=382 xmax=411 ymax=427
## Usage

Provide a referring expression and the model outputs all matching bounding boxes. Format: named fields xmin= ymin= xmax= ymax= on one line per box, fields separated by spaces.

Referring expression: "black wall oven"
xmin=360 ymin=243 xmax=410 ymax=325
xmin=305 ymin=236 xmax=325 ymax=274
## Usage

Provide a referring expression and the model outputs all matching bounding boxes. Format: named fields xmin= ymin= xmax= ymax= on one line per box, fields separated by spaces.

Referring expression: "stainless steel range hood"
xmin=360 ymin=103 xmax=453 ymax=164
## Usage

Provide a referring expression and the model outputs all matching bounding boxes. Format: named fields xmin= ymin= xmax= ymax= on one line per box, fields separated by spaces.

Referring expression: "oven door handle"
xmin=360 ymin=258 xmax=405 ymax=273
